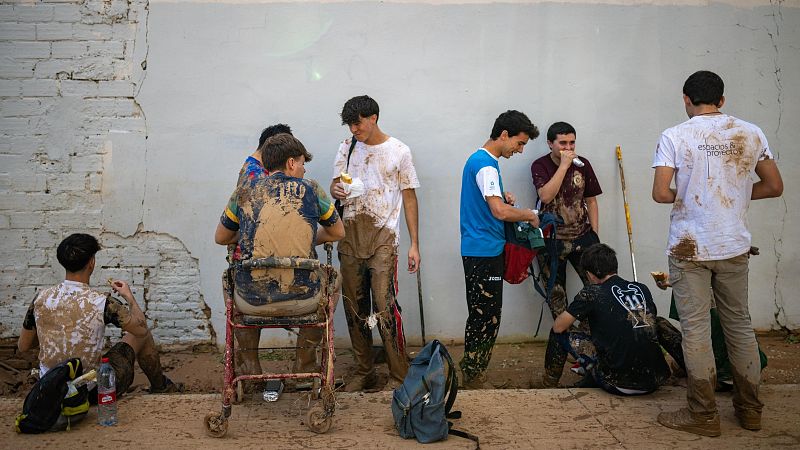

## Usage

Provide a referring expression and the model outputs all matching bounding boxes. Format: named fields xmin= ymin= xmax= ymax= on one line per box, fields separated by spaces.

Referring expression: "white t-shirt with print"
xmin=333 ymin=136 xmax=420 ymax=253
xmin=652 ymin=114 xmax=773 ymax=261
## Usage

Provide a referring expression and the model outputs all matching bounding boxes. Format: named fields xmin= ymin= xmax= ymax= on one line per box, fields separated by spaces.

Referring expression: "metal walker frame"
xmin=204 ymin=243 xmax=337 ymax=437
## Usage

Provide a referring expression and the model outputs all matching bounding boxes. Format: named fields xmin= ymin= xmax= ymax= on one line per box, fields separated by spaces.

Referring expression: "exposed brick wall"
xmin=0 ymin=0 xmax=214 ymax=346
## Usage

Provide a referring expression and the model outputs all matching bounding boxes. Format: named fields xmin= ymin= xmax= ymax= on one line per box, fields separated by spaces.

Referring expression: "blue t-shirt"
xmin=460 ymin=149 xmax=505 ymax=257
xmin=220 ymin=172 xmax=338 ymax=305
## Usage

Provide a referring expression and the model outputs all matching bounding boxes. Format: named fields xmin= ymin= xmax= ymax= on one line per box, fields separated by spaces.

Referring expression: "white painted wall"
xmin=137 ymin=0 xmax=799 ymax=344
xmin=2 ymin=0 xmax=797 ymax=346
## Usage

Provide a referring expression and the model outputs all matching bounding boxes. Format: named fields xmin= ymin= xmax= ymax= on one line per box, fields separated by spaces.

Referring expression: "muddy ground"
xmin=3 ymin=332 xmax=799 ymax=397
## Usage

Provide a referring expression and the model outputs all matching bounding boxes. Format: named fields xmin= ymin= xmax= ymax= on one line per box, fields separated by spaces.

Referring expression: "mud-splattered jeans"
xmin=669 ymin=253 xmax=762 ymax=416
xmin=538 ymin=230 xmax=599 ymax=381
xmin=340 ymin=247 xmax=409 ymax=382
xmin=459 ymin=254 xmax=504 ymax=382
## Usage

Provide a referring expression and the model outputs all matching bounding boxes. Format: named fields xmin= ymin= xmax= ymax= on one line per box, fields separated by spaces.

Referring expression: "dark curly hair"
xmin=340 ymin=95 xmax=379 ymax=126
xmin=490 ymin=110 xmax=540 ymax=140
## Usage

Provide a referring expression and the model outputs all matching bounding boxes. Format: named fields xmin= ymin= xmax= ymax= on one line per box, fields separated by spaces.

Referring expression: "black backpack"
xmin=15 ymin=358 xmax=89 ymax=433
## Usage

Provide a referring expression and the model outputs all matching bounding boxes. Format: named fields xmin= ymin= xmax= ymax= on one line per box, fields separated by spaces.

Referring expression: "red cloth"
xmin=503 ymin=243 xmax=537 ymax=284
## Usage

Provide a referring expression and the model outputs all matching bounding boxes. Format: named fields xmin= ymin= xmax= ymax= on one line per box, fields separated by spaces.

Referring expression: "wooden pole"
xmin=616 ymin=145 xmax=638 ymax=282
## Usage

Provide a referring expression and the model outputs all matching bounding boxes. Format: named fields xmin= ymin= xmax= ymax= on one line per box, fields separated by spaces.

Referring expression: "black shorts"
xmin=89 ymin=342 xmax=135 ymax=404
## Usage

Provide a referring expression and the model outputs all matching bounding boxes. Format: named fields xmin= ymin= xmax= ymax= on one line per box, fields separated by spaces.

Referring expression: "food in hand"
xmin=340 ymin=172 xmax=352 ymax=184
xmin=650 ymin=271 xmax=667 ymax=282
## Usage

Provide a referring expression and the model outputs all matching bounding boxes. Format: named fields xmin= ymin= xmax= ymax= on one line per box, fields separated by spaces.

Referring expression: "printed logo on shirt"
xmin=611 ymin=284 xmax=650 ymax=329
xmin=699 ymin=142 xmax=742 ymax=157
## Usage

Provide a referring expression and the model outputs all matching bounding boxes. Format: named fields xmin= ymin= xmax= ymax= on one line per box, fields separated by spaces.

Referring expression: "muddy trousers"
xmin=544 ymin=316 xmax=684 ymax=384
xmin=669 ymin=254 xmax=763 ymax=417
xmin=340 ymin=249 xmax=409 ymax=382
xmin=235 ymin=328 xmax=321 ymax=376
xmin=459 ymin=254 xmax=504 ymax=382
xmin=669 ymin=294 xmax=767 ymax=383
xmin=536 ymin=229 xmax=599 ymax=304
xmin=538 ymin=230 xmax=598 ymax=381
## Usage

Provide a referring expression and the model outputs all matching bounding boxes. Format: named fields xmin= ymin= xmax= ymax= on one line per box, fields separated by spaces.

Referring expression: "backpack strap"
xmin=438 ymin=343 xmax=479 ymax=448
xmin=438 ymin=343 xmax=459 ymax=417
xmin=448 ymin=422 xmax=481 ymax=448
xmin=345 ymin=135 xmax=357 ymax=170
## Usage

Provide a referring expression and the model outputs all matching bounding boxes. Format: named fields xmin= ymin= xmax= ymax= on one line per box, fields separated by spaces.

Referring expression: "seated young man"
xmin=17 ymin=233 xmax=182 ymax=397
xmin=215 ymin=133 xmax=344 ymax=378
xmin=550 ymin=243 xmax=683 ymax=395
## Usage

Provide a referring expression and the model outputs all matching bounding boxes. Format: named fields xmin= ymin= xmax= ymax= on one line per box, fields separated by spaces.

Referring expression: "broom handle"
xmin=616 ymin=145 xmax=638 ymax=282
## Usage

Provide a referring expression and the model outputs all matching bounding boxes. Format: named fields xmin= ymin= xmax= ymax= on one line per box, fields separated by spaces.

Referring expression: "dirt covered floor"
xmin=3 ymin=332 xmax=799 ymax=397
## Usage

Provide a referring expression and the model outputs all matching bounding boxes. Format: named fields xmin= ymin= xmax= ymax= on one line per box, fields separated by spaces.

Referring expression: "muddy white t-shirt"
xmin=33 ymin=281 xmax=107 ymax=375
xmin=652 ymin=114 xmax=773 ymax=261
xmin=333 ymin=136 xmax=420 ymax=258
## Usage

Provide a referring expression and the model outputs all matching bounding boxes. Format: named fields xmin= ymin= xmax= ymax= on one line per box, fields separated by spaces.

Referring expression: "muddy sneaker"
xmin=735 ymin=409 xmax=761 ymax=431
xmin=530 ymin=374 xmax=560 ymax=389
xmin=343 ymin=372 xmax=378 ymax=392
xmin=460 ymin=371 xmax=490 ymax=390
xmin=657 ymin=408 xmax=721 ymax=437
xmin=149 ymin=377 xmax=185 ymax=394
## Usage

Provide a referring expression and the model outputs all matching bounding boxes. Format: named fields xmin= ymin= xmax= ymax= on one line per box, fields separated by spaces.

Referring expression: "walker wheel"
xmin=306 ymin=406 xmax=332 ymax=434
xmin=204 ymin=411 xmax=228 ymax=438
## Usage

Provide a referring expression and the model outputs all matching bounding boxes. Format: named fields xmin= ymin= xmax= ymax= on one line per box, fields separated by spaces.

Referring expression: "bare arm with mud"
xmin=751 ymin=159 xmax=783 ymax=200
xmin=111 ymin=280 xmax=148 ymax=338
xmin=652 ymin=166 xmax=676 ymax=203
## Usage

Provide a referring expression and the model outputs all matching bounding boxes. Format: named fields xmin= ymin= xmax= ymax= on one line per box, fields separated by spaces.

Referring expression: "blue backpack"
xmin=391 ymin=340 xmax=479 ymax=447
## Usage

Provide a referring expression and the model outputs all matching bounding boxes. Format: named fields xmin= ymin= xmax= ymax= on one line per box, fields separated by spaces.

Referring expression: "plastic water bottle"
xmin=97 ymin=357 xmax=117 ymax=426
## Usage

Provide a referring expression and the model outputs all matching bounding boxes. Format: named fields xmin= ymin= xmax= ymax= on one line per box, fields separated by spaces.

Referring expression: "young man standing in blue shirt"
xmin=459 ymin=110 xmax=540 ymax=388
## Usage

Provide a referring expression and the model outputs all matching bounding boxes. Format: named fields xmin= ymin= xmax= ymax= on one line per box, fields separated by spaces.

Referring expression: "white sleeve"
xmin=756 ymin=128 xmax=774 ymax=161
xmin=652 ymin=133 xmax=676 ymax=168
xmin=475 ymin=166 xmax=502 ymax=199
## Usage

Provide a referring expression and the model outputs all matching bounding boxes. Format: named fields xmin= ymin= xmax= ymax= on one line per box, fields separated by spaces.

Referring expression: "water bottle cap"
xmin=101 ymin=357 xmax=109 ymax=363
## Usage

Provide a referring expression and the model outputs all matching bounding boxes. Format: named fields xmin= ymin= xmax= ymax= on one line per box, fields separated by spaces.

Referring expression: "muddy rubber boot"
xmin=657 ymin=408 xmax=721 ymax=437
xmin=735 ymin=409 xmax=761 ymax=431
